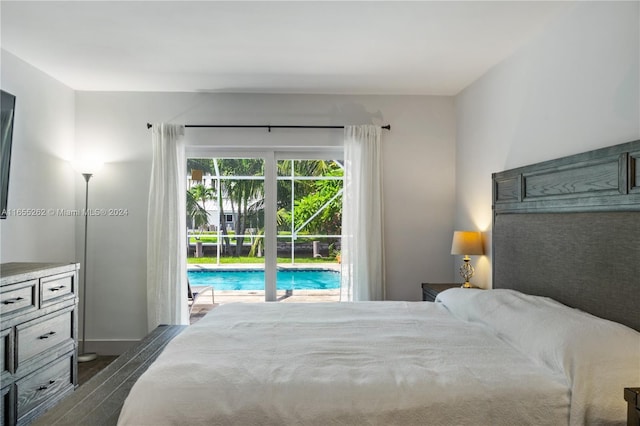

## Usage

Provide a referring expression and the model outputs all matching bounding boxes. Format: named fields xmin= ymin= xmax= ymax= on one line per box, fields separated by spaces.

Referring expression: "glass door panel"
xmin=187 ymin=158 xmax=265 ymax=302
xmin=276 ymin=159 xmax=342 ymax=301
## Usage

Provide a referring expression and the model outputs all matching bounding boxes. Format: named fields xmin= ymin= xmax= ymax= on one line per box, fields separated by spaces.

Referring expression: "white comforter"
xmin=118 ymin=294 xmax=583 ymax=425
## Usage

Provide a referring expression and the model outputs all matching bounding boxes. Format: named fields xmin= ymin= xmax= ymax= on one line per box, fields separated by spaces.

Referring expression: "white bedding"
xmin=438 ymin=289 xmax=640 ymax=425
xmin=117 ymin=290 xmax=639 ymax=425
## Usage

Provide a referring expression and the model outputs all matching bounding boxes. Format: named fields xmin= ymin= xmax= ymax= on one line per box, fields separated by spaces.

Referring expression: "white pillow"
xmin=437 ymin=288 xmax=640 ymax=425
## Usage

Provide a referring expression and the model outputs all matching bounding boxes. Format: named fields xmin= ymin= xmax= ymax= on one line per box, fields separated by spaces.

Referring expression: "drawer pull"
xmin=37 ymin=380 xmax=56 ymax=391
xmin=38 ymin=331 xmax=57 ymax=339
xmin=49 ymin=285 xmax=66 ymax=292
xmin=2 ymin=297 xmax=24 ymax=304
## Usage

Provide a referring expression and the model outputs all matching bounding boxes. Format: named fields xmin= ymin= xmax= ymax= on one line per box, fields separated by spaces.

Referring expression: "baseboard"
xmin=83 ymin=339 xmax=141 ymax=356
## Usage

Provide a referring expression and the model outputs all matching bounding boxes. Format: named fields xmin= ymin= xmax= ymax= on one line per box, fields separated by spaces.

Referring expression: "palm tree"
xmin=186 ymin=158 xmax=342 ymax=258
xmin=186 ymin=189 xmax=208 ymax=230
xmin=276 ymin=160 xmax=343 ymax=233
xmin=276 ymin=159 xmax=339 ymax=213
xmin=218 ymin=159 xmax=264 ymax=256
xmin=186 ymin=158 xmax=216 ymax=231
xmin=291 ymin=167 xmax=343 ymax=236
xmin=188 ymin=184 xmax=215 ymax=230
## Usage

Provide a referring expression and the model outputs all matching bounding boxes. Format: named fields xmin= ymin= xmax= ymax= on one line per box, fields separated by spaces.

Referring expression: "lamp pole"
xmin=79 ymin=172 xmax=97 ymax=363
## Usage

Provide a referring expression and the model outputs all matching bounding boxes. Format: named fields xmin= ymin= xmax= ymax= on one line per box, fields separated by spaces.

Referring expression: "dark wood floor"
xmin=77 ymin=302 xmax=217 ymax=385
xmin=78 ymin=356 xmax=118 ymax=386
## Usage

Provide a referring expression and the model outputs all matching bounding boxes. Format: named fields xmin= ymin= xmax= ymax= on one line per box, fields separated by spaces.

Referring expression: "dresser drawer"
xmin=1 ymin=382 xmax=14 ymax=426
xmin=40 ymin=273 xmax=74 ymax=306
xmin=16 ymin=309 xmax=73 ymax=367
xmin=0 ymin=328 xmax=12 ymax=379
xmin=0 ymin=281 xmax=37 ymax=318
xmin=16 ymin=353 xmax=73 ymax=423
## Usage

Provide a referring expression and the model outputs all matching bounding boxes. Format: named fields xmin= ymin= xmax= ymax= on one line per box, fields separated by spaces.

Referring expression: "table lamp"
xmin=451 ymin=231 xmax=483 ymax=288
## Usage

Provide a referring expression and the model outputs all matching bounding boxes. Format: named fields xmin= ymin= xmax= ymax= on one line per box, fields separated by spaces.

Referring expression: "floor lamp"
xmin=76 ymin=162 xmax=101 ymax=363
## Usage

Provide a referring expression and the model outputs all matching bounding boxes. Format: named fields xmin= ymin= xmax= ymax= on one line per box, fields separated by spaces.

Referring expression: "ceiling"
xmin=0 ymin=1 xmax=572 ymax=95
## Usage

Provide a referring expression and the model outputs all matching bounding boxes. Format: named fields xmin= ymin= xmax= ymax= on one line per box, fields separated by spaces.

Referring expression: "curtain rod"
xmin=146 ymin=123 xmax=391 ymax=132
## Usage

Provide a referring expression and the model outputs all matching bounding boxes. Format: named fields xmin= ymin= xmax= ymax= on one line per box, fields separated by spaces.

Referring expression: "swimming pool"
xmin=187 ymin=269 xmax=340 ymax=291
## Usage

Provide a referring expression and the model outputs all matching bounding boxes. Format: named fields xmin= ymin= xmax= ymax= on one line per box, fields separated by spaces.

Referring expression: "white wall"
xmin=74 ymin=93 xmax=456 ymax=350
xmin=454 ymin=1 xmax=640 ymax=288
xmin=0 ymin=50 xmax=76 ymax=263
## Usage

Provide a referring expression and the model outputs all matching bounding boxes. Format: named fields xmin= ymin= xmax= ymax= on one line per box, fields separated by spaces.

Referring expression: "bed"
xmin=118 ymin=140 xmax=640 ymax=425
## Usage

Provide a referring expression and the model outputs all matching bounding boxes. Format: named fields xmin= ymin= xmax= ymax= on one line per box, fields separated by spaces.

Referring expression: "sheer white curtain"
xmin=147 ymin=123 xmax=188 ymax=331
xmin=340 ymin=125 xmax=385 ymax=301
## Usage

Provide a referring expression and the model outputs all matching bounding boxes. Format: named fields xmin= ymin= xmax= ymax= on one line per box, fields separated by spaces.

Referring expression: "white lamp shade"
xmin=72 ymin=158 xmax=104 ymax=175
xmin=451 ymin=231 xmax=483 ymax=256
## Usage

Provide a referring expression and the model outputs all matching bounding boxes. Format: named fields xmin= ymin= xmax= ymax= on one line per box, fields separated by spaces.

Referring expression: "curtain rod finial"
xmin=146 ymin=123 xmax=152 ymax=129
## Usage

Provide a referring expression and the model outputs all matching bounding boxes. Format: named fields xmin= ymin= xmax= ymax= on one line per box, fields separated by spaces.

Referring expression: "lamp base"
xmin=461 ymin=282 xmax=477 ymax=288
xmin=78 ymin=352 xmax=98 ymax=363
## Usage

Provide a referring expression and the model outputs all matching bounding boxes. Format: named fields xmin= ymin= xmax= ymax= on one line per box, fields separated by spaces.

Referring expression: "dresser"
xmin=1 ymin=263 xmax=79 ymax=426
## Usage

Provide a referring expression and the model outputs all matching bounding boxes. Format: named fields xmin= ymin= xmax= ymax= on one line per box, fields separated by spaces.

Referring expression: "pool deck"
xmin=188 ymin=262 xmax=341 ymax=272
xmin=188 ymin=262 xmax=341 ymax=307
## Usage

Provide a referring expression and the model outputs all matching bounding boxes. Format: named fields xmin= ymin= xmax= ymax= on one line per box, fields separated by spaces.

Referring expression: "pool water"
xmin=187 ymin=269 xmax=340 ymax=291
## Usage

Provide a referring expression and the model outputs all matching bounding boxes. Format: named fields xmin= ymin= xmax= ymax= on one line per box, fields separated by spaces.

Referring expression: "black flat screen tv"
xmin=1 ymin=90 xmax=16 ymax=219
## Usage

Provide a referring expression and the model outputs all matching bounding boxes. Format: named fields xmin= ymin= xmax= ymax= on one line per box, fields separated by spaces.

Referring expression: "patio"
xmin=189 ymin=288 xmax=340 ymax=324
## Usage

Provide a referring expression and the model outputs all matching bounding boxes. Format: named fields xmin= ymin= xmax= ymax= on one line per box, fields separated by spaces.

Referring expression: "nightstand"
xmin=421 ymin=283 xmax=461 ymax=302
xmin=625 ymin=388 xmax=640 ymax=426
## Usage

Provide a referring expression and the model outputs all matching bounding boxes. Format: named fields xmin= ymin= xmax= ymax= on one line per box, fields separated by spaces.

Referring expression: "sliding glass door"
xmin=186 ymin=150 xmax=342 ymax=303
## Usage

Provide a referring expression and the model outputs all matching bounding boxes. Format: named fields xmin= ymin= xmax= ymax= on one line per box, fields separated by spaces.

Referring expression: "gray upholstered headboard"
xmin=492 ymin=140 xmax=640 ymax=331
